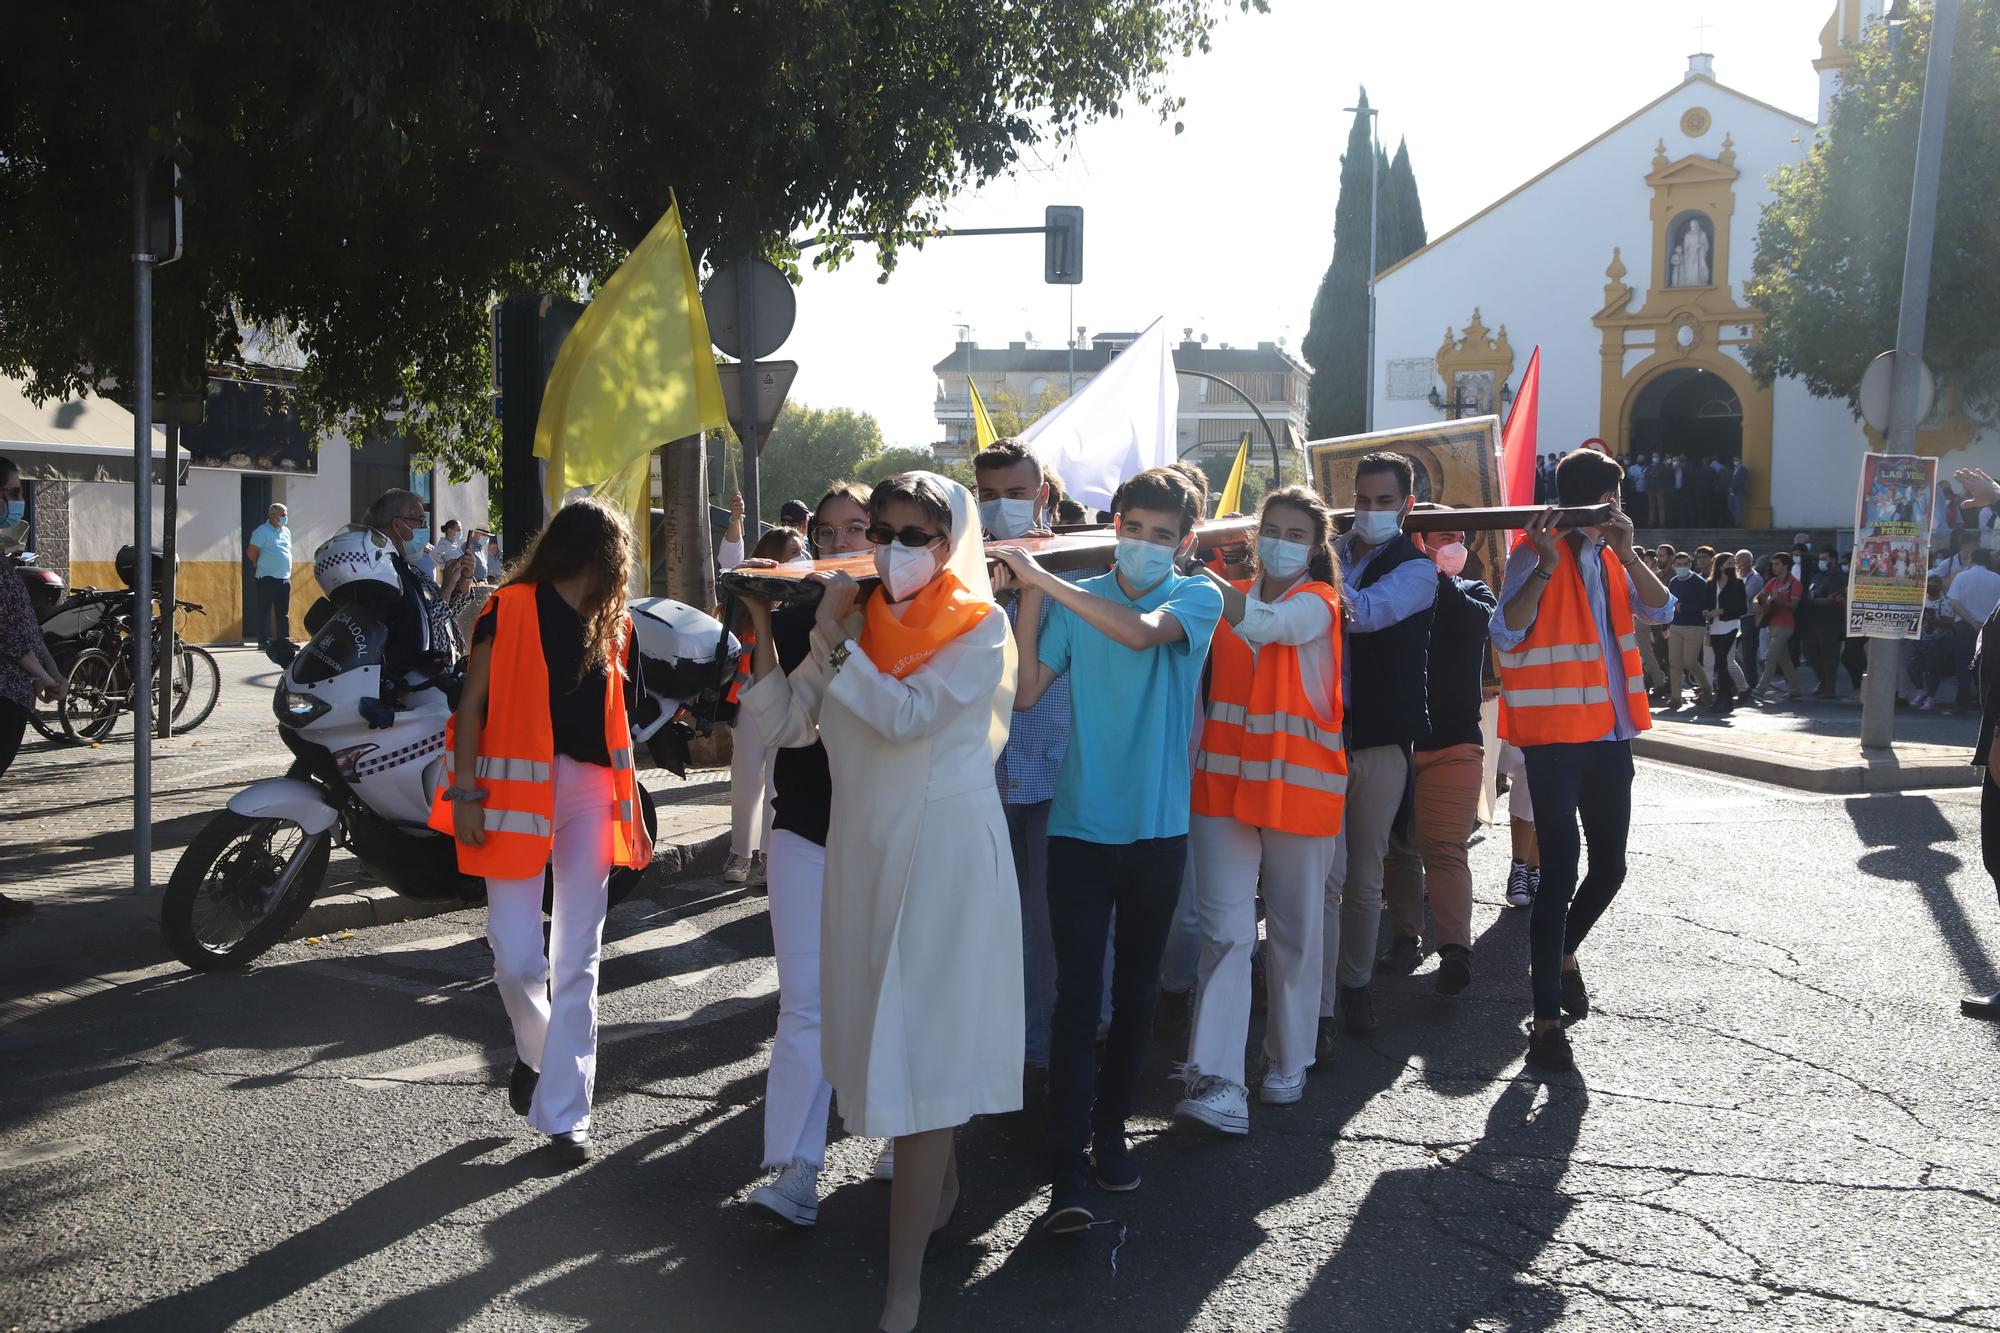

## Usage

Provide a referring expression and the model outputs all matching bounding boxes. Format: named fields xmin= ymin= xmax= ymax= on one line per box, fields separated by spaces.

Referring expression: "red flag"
xmin=1500 ymin=345 xmax=1541 ymax=507
xmin=1499 ymin=346 xmax=1542 ymax=550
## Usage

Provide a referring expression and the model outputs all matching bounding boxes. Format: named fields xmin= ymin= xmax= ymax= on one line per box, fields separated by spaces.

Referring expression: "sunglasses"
xmin=864 ymin=524 xmax=943 ymax=549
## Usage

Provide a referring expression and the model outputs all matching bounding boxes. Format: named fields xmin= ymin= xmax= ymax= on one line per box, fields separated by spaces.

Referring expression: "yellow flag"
xmin=968 ymin=377 xmax=999 ymax=451
xmin=1215 ymin=431 xmax=1252 ymax=516
xmin=534 ymin=194 xmax=729 ymax=510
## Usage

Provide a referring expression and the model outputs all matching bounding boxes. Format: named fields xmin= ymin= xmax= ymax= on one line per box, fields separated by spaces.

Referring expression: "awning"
xmin=0 ymin=377 xmax=172 ymax=483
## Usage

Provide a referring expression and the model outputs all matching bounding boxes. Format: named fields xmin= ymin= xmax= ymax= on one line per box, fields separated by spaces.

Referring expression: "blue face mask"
xmin=0 ymin=499 xmax=24 ymax=528
xmin=1115 ymin=536 xmax=1177 ymax=590
xmin=402 ymin=526 xmax=430 ymax=562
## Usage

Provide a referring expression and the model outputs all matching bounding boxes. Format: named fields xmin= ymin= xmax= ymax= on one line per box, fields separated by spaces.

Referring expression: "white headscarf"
xmin=915 ymin=471 xmax=998 ymax=606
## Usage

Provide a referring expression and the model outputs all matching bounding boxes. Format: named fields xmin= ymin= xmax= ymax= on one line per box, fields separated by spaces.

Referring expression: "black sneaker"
xmin=1314 ymin=1016 xmax=1340 ymax=1065
xmin=1375 ymin=934 xmax=1424 ymax=976
xmin=1044 ymin=1163 xmax=1095 ymax=1234
xmin=1526 ymin=1025 xmax=1575 ymax=1071
xmin=508 ymin=1059 xmax=539 ymax=1116
xmin=546 ymin=1128 xmax=592 ymax=1164
xmin=1560 ymin=966 xmax=1590 ymax=1019
xmin=1434 ymin=945 xmax=1473 ymax=997
xmin=1505 ymin=861 xmax=1534 ymax=909
xmin=1339 ymin=984 xmax=1377 ymax=1035
xmin=1092 ymin=1133 xmax=1140 ymax=1193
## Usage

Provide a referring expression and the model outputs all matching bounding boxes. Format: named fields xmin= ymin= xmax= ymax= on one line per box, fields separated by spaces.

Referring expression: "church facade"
xmin=1368 ymin=3 xmax=1994 ymax=531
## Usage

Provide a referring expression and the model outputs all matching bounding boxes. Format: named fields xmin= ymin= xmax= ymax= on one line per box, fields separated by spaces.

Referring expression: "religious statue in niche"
xmin=1667 ymin=211 xmax=1713 ymax=288
xmin=1454 ymin=369 xmax=1495 ymax=416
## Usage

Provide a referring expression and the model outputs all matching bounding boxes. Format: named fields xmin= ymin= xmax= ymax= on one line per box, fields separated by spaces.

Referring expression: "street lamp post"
xmin=1345 ymin=101 xmax=1381 ymax=433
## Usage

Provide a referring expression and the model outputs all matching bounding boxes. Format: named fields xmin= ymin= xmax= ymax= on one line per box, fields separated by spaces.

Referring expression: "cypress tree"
xmin=1302 ymin=102 xmax=1431 ymax=441
xmin=1301 ymin=90 xmax=1377 ymax=441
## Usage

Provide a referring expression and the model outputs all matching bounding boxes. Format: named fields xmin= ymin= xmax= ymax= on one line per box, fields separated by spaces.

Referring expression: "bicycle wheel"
xmin=61 ymin=649 xmax=126 ymax=742
xmin=169 ymin=643 xmax=221 ymax=732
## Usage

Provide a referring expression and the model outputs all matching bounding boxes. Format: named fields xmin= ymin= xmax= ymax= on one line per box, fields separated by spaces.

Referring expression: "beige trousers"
xmin=1756 ymin=624 xmax=1805 ymax=694
xmin=1666 ymin=624 xmax=1713 ymax=703
xmin=1381 ymin=743 xmax=1486 ymax=951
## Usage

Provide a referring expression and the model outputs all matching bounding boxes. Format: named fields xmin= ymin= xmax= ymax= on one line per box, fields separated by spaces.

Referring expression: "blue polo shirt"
xmin=1040 ymin=568 xmax=1222 ymax=846
xmin=248 ymin=521 xmax=292 ymax=580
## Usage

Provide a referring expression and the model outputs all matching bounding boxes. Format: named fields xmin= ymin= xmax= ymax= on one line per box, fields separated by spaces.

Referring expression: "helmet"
xmin=313 ymin=525 xmax=400 ymax=603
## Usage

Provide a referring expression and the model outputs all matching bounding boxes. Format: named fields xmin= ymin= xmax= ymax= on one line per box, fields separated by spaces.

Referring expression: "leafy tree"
xmin=856 ymin=446 xmax=976 ymax=491
xmin=1300 ymin=92 xmax=1428 ymax=440
xmin=755 ymin=403 xmax=886 ymax=521
xmin=0 ymin=1 xmax=1265 ymax=479
xmin=1197 ymin=448 xmax=1268 ymax=516
xmin=1747 ymin=0 xmax=2000 ymax=421
xmin=983 ymin=382 xmax=1071 ymax=438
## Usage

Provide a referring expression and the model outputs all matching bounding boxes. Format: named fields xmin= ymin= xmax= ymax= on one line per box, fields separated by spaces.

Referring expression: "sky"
xmin=773 ymin=0 xmax=1841 ymax=448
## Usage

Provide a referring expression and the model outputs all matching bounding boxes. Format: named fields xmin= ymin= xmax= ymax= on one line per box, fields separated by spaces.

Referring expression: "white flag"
xmin=1023 ymin=316 xmax=1177 ymax=511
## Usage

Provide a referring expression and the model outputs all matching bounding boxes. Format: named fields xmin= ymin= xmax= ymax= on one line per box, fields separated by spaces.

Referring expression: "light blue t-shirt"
xmin=249 ymin=521 xmax=292 ymax=580
xmin=1040 ymin=568 xmax=1223 ymax=845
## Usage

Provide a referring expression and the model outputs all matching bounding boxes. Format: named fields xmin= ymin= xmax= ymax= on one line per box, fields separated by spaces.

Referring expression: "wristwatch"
xmin=827 ymin=640 xmax=854 ymax=671
xmin=1532 ymin=566 xmax=1555 ymax=582
xmin=442 ymin=785 xmax=486 ymax=803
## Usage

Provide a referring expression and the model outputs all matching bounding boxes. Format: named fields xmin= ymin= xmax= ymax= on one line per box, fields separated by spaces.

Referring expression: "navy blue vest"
xmin=1346 ymin=532 xmax=1435 ymax=750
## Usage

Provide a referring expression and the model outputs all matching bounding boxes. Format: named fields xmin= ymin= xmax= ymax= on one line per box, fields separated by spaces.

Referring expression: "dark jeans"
xmin=1711 ymin=631 xmax=1738 ymax=706
xmin=0 ymin=698 xmax=26 ymax=779
xmin=1805 ymin=628 xmax=1844 ymax=696
xmin=1005 ymin=799 xmax=1056 ymax=1069
xmin=1736 ymin=622 xmax=1760 ymax=686
xmin=1045 ymin=834 xmax=1187 ymax=1179
xmin=1984 ymin=775 xmax=2000 ymax=898
xmin=1522 ymin=740 xmax=1634 ymax=1022
xmin=255 ymin=576 xmax=292 ymax=646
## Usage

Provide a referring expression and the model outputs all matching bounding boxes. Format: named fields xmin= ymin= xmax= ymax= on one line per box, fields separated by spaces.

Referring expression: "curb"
xmin=1632 ymin=732 xmax=1979 ymax=794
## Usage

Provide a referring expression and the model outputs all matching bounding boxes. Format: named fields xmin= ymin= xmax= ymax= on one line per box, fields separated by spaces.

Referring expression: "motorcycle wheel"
xmin=162 ymin=810 xmax=331 ymax=971
xmin=600 ymin=785 xmax=659 ymax=910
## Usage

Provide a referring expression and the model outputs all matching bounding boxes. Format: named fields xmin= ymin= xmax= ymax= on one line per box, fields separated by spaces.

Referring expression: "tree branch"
xmin=483 ymin=113 xmax=650 ymax=249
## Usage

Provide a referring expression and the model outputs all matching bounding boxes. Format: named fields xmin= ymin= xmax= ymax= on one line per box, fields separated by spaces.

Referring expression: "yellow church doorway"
xmin=1629 ymin=365 xmax=1742 ymax=464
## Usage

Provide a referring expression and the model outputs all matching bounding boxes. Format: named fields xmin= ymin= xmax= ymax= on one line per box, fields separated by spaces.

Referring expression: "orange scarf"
xmin=858 ymin=570 xmax=993 ymax=679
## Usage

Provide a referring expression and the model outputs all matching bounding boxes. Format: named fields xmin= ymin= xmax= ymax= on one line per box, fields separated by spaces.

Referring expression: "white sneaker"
xmin=871 ymin=1140 xmax=895 ymax=1180
xmin=749 ymin=850 xmax=768 ymax=884
xmin=1258 ymin=1068 xmax=1306 ymax=1105
xmin=746 ymin=1159 xmax=820 ymax=1227
xmin=1174 ymin=1074 xmax=1249 ymax=1135
xmin=722 ymin=853 xmax=753 ymax=884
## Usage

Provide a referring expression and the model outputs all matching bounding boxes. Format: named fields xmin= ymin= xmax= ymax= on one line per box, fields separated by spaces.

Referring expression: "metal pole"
xmin=130 ymin=155 xmax=156 ymax=893
xmin=736 ymin=257 xmax=761 ymax=535
xmin=1178 ymin=371 xmax=1282 ymax=487
xmin=1861 ymin=0 xmax=1959 ymax=752
xmin=157 ymin=417 xmax=177 ymax=737
xmin=1067 ymin=291 xmax=1075 ymax=396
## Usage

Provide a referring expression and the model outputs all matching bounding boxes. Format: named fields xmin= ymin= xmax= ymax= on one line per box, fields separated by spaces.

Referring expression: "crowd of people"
xmin=1615 ymin=527 xmax=2000 ymax=713
xmin=470 ymin=442 xmax=1658 ymax=1331
xmin=1533 ymin=449 xmax=1752 ymax=528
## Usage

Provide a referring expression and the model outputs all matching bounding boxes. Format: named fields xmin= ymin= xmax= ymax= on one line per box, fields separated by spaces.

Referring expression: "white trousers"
xmin=762 ymin=829 xmax=835 ymax=1168
xmin=486 ymin=755 xmax=614 ymax=1136
xmin=1322 ymin=743 xmax=1409 ymax=1006
xmin=1188 ymin=813 xmax=1339 ymax=1085
xmin=729 ymin=705 xmax=777 ymax=858
xmin=1498 ymin=742 xmax=1534 ymax=824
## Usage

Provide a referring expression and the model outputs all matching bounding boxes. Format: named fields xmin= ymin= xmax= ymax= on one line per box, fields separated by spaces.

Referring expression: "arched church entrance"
xmin=1628 ymin=366 xmax=1742 ymax=464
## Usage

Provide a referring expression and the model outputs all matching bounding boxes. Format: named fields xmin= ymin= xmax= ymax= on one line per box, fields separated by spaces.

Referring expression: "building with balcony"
xmin=931 ymin=332 xmax=1312 ymax=477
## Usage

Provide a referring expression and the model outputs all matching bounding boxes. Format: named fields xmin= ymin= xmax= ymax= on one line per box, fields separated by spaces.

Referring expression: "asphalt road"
xmin=5 ymin=758 xmax=2000 ymax=1331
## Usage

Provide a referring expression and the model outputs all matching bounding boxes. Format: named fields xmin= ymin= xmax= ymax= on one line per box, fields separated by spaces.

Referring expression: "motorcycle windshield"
xmin=292 ymin=610 xmax=388 ymax=686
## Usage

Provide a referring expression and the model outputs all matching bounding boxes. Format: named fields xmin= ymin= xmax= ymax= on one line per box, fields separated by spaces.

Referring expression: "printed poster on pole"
xmin=1846 ymin=453 xmax=1936 ymax=639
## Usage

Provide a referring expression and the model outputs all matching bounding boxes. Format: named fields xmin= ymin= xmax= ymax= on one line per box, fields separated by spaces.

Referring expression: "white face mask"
xmin=979 ymin=497 xmax=1038 ymax=540
xmin=1258 ymin=536 xmax=1310 ymax=580
xmin=1433 ymin=541 xmax=1469 ymax=577
xmin=876 ymin=542 xmax=941 ymax=601
xmin=781 ymin=551 xmax=814 ymax=569
xmin=1352 ymin=508 xmax=1403 ymax=545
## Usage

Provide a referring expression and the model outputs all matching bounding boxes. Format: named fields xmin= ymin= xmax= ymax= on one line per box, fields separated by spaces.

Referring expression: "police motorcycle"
xmin=161 ymin=526 xmax=741 ymax=972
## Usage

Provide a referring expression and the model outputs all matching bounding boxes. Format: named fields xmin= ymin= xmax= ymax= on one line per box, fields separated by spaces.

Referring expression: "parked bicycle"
xmin=58 ymin=596 xmax=220 ymax=742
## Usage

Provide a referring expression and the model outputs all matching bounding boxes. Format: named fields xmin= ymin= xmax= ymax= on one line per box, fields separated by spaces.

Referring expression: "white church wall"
xmin=1372 ymin=73 xmax=1842 ymax=526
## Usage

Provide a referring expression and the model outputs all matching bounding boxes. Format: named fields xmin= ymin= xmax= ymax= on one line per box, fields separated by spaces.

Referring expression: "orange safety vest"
xmin=1191 ymin=579 xmax=1347 ymax=836
xmin=725 ymin=626 xmax=754 ymax=706
xmin=1495 ymin=537 xmax=1651 ymax=747
xmin=426 ymin=583 xmax=651 ymax=879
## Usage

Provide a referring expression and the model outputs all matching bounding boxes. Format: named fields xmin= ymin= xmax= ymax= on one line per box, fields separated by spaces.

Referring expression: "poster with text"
xmin=1846 ymin=453 xmax=1935 ymax=639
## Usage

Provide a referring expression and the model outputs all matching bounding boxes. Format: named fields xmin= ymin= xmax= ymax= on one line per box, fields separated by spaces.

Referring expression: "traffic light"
xmin=1044 ymin=205 xmax=1083 ymax=285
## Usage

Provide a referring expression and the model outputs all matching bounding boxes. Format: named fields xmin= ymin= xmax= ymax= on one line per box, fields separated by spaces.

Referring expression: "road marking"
xmin=0 ymin=962 xmax=183 ymax=1029
xmin=347 ymin=961 xmax=777 ymax=1089
xmin=0 ymin=1135 xmax=107 ymax=1171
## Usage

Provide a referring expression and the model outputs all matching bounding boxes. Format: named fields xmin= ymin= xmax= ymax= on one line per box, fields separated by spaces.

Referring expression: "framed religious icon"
xmin=1306 ymin=414 xmax=1506 ymax=591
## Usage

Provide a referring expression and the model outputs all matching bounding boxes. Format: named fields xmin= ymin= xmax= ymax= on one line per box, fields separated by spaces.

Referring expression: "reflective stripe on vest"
xmin=1495 ymin=642 xmax=1603 ymax=669
xmin=487 ymin=808 xmax=553 ymax=837
xmin=1211 ymin=700 xmax=1346 ymax=754
xmin=1502 ymin=685 xmax=1613 ymax=709
xmin=475 ymin=756 xmax=551 ymax=784
xmin=1195 ymin=750 xmax=1348 ymax=795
